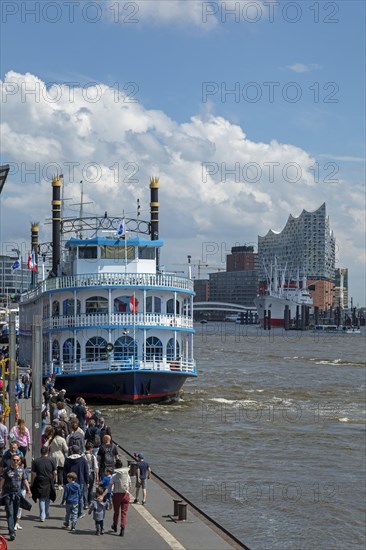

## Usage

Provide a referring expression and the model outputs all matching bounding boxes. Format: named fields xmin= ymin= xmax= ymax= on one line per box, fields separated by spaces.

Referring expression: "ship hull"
xmin=254 ymin=295 xmax=309 ymax=327
xmin=53 ymin=369 xmax=195 ymax=404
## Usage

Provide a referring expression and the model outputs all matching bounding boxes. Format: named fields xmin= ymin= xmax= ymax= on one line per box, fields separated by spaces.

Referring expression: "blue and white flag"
xmin=11 ymin=259 xmax=21 ymax=270
xmin=117 ymin=220 xmax=125 ymax=237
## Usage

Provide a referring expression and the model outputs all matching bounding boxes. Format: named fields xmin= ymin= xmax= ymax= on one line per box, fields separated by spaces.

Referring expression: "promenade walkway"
xmin=0 ymin=397 xmax=248 ymax=550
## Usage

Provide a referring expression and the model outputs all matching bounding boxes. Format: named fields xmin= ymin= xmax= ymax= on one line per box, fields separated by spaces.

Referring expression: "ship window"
xmin=63 ymin=338 xmax=81 ymax=364
xmin=139 ymin=247 xmax=155 ymax=260
xmin=146 ymin=296 xmax=162 ymax=313
xmin=78 ymin=246 xmax=97 ymax=259
xmin=101 ymin=246 xmax=135 ymax=260
xmin=52 ymin=340 xmax=60 ymax=364
xmin=167 ymin=338 xmax=180 ymax=361
xmin=63 ymin=298 xmax=81 ymax=316
xmin=145 ymin=337 xmax=163 ymax=361
xmin=114 ymin=335 xmax=137 ymax=360
xmin=85 ymin=336 xmax=108 ymax=362
xmin=166 ymin=299 xmax=180 ymax=314
xmin=85 ymin=296 xmax=108 ymax=314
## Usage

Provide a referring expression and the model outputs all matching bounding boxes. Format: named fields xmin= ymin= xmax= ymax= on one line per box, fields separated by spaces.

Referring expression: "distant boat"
xmin=340 ymin=326 xmax=361 ymax=334
xmin=313 ymin=325 xmax=361 ymax=335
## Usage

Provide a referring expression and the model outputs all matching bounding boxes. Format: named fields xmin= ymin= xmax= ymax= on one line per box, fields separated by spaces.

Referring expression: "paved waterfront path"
xmin=0 ymin=398 xmax=247 ymax=550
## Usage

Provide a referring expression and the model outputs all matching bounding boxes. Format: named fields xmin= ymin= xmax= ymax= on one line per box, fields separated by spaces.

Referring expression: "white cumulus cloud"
xmin=0 ymin=71 xmax=365 ymax=302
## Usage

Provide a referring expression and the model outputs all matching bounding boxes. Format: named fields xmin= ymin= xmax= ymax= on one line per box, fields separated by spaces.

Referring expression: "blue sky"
xmin=0 ymin=1 xmax=365 ymax=303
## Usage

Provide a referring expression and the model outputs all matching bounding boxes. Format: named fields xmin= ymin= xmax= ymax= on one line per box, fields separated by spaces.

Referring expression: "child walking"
xmin=61 ymin=472 xmax=80 ymax=532
xmin=101 ymin=467 xmax=113 ymax=509
xmin=88 ymin=486 xmax=108 ymax=535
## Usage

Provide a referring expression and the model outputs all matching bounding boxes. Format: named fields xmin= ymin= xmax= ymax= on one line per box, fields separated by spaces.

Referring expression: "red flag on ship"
xmin=27 ymin=251 xmax=37 ymax=272
xmin=129 ymin=295 xmax=139 ymax=314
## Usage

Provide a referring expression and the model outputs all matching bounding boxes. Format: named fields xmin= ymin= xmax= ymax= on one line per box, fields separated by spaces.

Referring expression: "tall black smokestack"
xmin=51 ymin=175 xmax=62 ymax=276
xmin=31 ymin=222 xmax=39 ymax=286
xmin=150 ymin=176 xmax=159 ymax=270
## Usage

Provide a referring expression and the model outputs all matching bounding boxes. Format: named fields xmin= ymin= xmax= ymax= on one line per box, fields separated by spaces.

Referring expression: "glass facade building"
xmin=258 ymin=203 xmax=336 ymax=281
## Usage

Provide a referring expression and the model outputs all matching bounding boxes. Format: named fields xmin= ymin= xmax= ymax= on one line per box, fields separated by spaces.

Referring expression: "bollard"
xmin=177 ymin=502 xmax=187 ymax=521
xmin=173 ymin=499 xmax=182 ymax=516
xmin=128 ymin=461 xmax=138 ymax=477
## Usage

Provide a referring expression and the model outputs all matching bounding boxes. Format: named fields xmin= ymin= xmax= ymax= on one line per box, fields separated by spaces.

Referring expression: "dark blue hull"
xmin=53 ymin=369 xmax=196 ymax=404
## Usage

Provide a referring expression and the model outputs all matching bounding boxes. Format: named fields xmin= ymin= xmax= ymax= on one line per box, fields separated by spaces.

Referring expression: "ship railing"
xmin=55 ymin=357 xmax=196 ymax=374
xmin=21 ymin=272 xmax=194 ymax=302
xmin=43 ymin=312 xmax=193 ymax=330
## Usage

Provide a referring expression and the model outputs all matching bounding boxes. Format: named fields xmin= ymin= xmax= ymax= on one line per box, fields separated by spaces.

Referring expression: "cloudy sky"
xmin=0 ymin=0 xmax=365 ymax=304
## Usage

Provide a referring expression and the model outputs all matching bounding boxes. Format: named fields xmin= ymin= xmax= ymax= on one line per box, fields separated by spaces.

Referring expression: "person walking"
xmin=73 ymin=397 xmax=87 ymax=432
xmin=63 ymin=445 xmax=89 ymax=517
xmin=1 ymin=441 xmax=25 ymax=471
xmin=61 ymin=472 xmax=81 ymax=532
xmin=66 ymin=420 xmax=85 ymax=454
xmin=84 ymin=442 xmax=99 ymax=506
xmin=9 ymin=419 xmax=30 ymax=458
xmin=85 ymin=419 xmax=101 ymax=455
xmin=46 ymin=427 xmax=68 ymax=488
xmin=14 ymin=456 xmax=28 ymax=532
xmin=31 ymin=446 xmax=57 ymax=522
xmin=21 ymin=370 xmax=31 ymax=399
xmin=88 ymin=486 xmax=107 ymax=535
xmin=134 ymin=453 xmax=151 ymax=505
xmin=97 ymin=434 xmax=118 ymax=479
xmin=0 ymin=453 xmax=32 ymax=541
xmin=102 ymin=458 xmax=131 ymax=537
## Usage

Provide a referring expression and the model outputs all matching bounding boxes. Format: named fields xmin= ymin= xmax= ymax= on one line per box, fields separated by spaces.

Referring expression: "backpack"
xmin=93 ymin=428 xmax=101 ymax=448
xmin=101 ymin=444 xmax=117 ymax=467
xmin=68 ymin=432 xmax=83 ymax=453
xmin=22 ymin=373 xmax=29 ymax=384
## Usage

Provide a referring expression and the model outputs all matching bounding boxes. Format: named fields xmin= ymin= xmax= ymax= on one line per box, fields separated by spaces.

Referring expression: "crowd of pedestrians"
xmin=0 ymin=380 xmax=151 ymax=543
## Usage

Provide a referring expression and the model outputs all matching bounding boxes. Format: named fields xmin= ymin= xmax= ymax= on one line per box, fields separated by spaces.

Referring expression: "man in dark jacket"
xmin=0 ymin=454 xmax=32 ymax=540
xmin=63 ymin=445 xmax=89 ymax=517
xmin=31 ymin=446 xmax=57 ymax=521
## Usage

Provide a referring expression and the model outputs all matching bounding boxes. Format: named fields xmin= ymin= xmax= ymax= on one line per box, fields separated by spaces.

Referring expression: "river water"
xmin=98 ymin=323 xmax=366 ymax=550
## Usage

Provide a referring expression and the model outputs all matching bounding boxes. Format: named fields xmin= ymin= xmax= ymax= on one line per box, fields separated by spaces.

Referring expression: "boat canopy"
xmin=66 ymin=236 xmax=164 ymax=248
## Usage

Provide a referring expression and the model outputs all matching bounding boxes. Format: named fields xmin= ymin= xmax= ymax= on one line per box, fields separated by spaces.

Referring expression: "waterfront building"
xmin=257 ymin=203 xmax=336 ymax=310
xmin=0 ymin=254 xmax=30 ymax=305
xmin=307 ymin=278 xmax=335 ymax=310
xmin=193 ymin=246 xmax=258 ymax=309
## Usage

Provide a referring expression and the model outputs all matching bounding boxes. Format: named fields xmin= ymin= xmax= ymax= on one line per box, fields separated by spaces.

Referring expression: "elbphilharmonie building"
xmin=258 ymin=203 xmax=335 ymax=281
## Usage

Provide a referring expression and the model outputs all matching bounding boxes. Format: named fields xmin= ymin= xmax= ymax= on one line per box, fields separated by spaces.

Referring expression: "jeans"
xmin=65 ymin=503 xmax=78 ymax=528
xmin=87 ymin=472 xmax=95 ymax=505
xmin=24 ymin=383 xmax=30 ymax=398
xmin=112 ymin=492 xmax=130 ymax=528
xmin=39 ymin=498 xmax=50 ymax=520
xmin=4 ymin=494 xmax=21 ymax=536
xmin=95 ymin=520 xmax=104 ymax=533
xmin=78 ymin=483 xmax=86 ymax=516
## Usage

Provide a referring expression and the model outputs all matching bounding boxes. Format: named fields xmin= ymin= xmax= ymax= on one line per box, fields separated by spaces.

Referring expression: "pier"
xmin=1 ymin=397 xmax=250 ymax=550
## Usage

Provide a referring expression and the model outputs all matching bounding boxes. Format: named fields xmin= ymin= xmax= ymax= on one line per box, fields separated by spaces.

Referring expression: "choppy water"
xmin=98 ymin=324 xmax=366 ymax=550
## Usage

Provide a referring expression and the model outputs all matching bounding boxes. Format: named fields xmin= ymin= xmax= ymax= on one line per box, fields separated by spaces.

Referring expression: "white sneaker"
xmin=16 ymin=524 xmax=23 ymax=530
xmin=14 ymin=524 xmax=18 ymax=531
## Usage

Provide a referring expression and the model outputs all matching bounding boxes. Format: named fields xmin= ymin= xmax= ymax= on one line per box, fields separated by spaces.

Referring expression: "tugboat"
xmin=18 ymin=176 xmax=196 ymax=403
